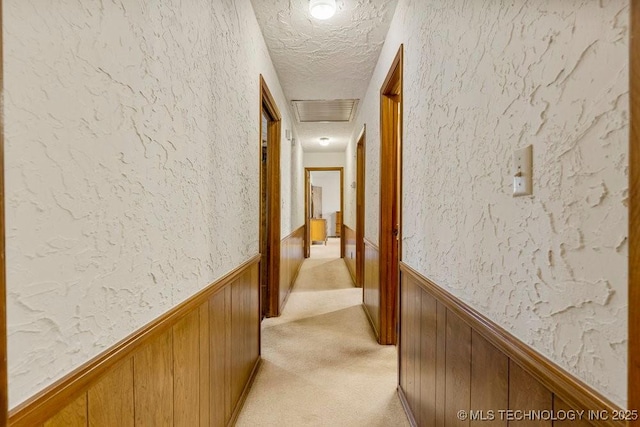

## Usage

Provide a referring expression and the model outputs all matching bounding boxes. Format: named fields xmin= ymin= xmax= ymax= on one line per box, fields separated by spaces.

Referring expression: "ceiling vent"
xmin=291 ymin=99 xmax=359 ymax=123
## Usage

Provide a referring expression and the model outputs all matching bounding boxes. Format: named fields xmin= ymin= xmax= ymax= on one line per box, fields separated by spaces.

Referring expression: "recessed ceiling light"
xmin=309 ymin=0 xmax=336 ymax=20
xmin=319 ymin=137 xmax=330 ymax=146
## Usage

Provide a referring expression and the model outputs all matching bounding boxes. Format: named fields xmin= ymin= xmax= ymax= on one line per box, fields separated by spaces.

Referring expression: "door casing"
xmin=356 ymin=126 xmax=366 ymax=289
xmin=259 ymin=76 xmax=282 ymax=318
xmin=378 ymin=45 xmax=403 ymax=346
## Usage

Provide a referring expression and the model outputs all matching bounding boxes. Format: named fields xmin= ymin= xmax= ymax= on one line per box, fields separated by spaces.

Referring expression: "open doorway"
xmin=304 ymin=167 xmax=344 ymax=260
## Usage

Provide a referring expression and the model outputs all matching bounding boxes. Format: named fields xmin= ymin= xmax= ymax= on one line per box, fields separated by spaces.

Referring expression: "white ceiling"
xmin=250 ymin=0 xmax=398 ymax=152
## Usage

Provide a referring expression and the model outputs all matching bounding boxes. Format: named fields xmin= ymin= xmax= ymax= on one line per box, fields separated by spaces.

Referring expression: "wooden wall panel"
xmin=405 ymin=276 xmax=421 ymax=418
xmin=231 ymin=274 xmax=251 ymax=406
xmin=399 ymin=273 xmax=410 ymax=420
xmin=399 ymin=272 xmax=409 ymax=410
xmin=134 ymin=331 xmax=174 ymax=426
xmin=209 ymin=287 xmax=229 ymax=427
xmin=13 ymin=257 xmax=261 ymax=427
xmin=248 ymin=264 xmax=260 ymax=362
xmin=397 ymin=263 xmax=624 ymax=427
xmin=229 ymin=266 xmax=261 ymax=425
xmin=445 ymin=310 xmax=471 ymax=427
xmin=363 ymin=239 xmax=380 ymax=340
xmin=279 ymin=226 xmax=305 ymax=314
xmin=435 ymin=302 xmax=446 ymax=427
xmin=419 ymin=291 xmax=437 ymax=427
xmin=44 ymin=394 xmax=87 ymax=427
xmin=400 ymin=272 xmax=438 ymax=427
xmin=279 ymin=233 xmax=290 ymax=311
xmin=173 ymin=311 xmax=200 ymax=427
xmin=198 ymin=303 xmax=210 ymax=427
xmin=230 ymin=275 xmax=245 ymax=409
xmin=553 ymin=397 xmax=591 ymax=427
xmin=344 ymin=225 xmax=357 ymax=284
xmin=88 ymin=359 xmax=134 ymax=427
xmin=223 ymin=286 xmax=232 ymax=422
xmin=470 ymin=331 xmax=508 ymax=427
xmin=509 ymin=361 xmax=552 ymax=427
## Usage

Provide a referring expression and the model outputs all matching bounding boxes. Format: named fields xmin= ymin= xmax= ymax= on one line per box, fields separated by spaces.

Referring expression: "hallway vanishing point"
xmin=236 ymin=239 xmax=409 ymax=426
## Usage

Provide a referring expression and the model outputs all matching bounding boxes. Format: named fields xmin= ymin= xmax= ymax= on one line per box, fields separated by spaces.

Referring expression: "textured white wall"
xmin=280 ymin=127 xmax=301 ymax=239
xmin=344 ymin=138 xmax=358 ymax=229
xmin=348 ymin=0 xmax=629 ymax=406
xmin=4 ymin=0 xmax=297 ymax=407
xmin=303 ymin=151 xmax=346 ymax=168
xmin=291 ymin=137 xmax=305 ymax=230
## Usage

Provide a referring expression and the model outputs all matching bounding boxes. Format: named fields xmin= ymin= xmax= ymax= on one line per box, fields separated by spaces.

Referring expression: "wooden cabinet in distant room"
xmin=335 ymin=211 xmax=342 ymax=237
xmin=310 ymin=218 xmax=327 ymax=244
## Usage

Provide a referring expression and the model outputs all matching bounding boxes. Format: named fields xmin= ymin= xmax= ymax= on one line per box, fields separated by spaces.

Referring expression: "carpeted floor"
xmin=235 ymin=238 xmax=409 ymax=427
xmin=310 ymin=236 xmax=342 ymax=259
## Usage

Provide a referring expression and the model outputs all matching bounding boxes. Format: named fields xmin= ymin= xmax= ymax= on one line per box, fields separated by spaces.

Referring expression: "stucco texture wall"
xmin=4 ymin=0 xmax=297 ymax=407
xmin=303 ymin=151 xmax=346 ymax=168
xmin=290 ymin=136 xmax=306 ymax=230
xmin=348 ymin=0 xmax=629 ymax=406
xmin=344 ymin=139 xmax=357 ymax=229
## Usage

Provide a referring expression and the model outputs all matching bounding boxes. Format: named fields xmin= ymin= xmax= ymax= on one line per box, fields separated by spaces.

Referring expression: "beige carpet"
xmin=236 ymin=239 xmax=409 ymax=427
xmin=310 ymin=236 xmax=342 ymax=259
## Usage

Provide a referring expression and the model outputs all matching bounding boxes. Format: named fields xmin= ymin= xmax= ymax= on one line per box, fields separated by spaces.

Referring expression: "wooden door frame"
xmin=379 ymin=45 xmax=403 ymax=346
xmin=304 ymin=167 xmax=344 ymax=259
xmin=259 ymin=76 xmax=282 ymax=318
xmin=356 ymin=126 xmax=366 ymax=289
xmin=629 ymin=3 xmax=639 ymax=422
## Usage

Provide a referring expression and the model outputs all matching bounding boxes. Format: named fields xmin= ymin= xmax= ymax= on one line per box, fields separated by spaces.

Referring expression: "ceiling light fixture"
xmin=319 ymin=137 xmax=330 ymax=146
xmin=309 ymin=0 xmax=336 ymax=20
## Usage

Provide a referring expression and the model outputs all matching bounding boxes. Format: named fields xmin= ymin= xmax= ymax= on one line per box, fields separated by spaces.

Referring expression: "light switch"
xmin=513 ymin=145 xmax=533 ymax=197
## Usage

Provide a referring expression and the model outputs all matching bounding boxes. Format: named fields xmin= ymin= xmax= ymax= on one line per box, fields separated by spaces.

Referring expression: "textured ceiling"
xmin=251 ymin=0 xmax=398 ymax=152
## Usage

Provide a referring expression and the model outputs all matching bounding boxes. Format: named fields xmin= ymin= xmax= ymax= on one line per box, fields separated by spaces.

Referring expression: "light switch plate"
xmin=513 ymin=145 xmax=533 ymax=197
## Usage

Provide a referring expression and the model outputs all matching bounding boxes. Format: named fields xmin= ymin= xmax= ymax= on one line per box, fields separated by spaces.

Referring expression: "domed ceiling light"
xmin=309 ymin=0 xmax=336 ymax=20
xmin=319 ymin=137 xmax=330 ymax=146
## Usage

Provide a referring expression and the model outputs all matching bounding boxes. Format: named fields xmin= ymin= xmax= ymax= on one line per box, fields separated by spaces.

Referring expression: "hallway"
xmin=236 ymin=239 xmax=408 ymax=426
xmin=1 ymin=0 xmax=633 ymax=425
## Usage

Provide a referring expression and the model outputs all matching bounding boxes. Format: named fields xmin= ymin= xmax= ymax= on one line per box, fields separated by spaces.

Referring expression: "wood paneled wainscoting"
xmin=343 ymin=225 xmax=357 ymax=284
xmin=279 ymin=225 xmax=305 ymax=314
xmin=9 ymin=256 xmax=261 ymax=427
xmin=398 ymin=263 xmax=625 ymax=427
xmin=362 ymin=238 xmax=380 ymax=341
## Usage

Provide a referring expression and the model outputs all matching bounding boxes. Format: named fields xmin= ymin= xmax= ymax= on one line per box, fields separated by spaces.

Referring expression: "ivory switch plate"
xmin=513 ymin=145 xmax=533 ymax=197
